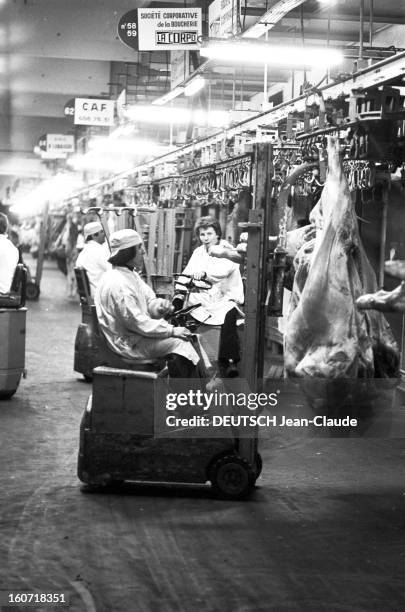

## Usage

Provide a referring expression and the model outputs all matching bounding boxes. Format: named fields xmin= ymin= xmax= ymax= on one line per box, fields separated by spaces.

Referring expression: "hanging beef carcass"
xmin=284 ymin=137 xmax=399 ymax=380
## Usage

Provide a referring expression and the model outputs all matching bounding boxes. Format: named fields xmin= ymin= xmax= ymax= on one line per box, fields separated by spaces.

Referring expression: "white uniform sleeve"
xmin=118 ymin=291 xmax=174 ymax=338
xmin=206 ymin=258 xmax=238 ymax=283
xmin=182 ymin=248 xmax=200 ymax=275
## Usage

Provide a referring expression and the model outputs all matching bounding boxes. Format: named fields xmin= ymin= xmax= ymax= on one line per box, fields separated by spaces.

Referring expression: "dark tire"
xmin=210 ymin=455 xmax=255 ymax=500
xmin=81 ymin=479 xmax=124 ymax=493
xmin=0 ymin=389 xmax=16 ymax=400
xmin=26 ymin=282 xmax=40 ymax=300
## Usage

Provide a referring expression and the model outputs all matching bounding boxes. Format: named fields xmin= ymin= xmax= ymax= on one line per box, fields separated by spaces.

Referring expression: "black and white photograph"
xmin=1 ymin=1 xmax=405 ymax=610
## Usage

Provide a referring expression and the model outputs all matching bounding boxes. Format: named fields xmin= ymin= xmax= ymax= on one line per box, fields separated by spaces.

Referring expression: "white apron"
xmin=182 ymin=242 xmax=244 ymax=325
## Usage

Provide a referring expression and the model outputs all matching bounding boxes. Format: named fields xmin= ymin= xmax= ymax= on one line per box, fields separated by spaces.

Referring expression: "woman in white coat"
xmin=175 ymin=216 xmax=244 ymax=376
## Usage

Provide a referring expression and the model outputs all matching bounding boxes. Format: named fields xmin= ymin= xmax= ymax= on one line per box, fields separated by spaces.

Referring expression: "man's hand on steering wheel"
xmin=172 ymin=326 xmax=193 ymax=340
xmin=156 ymin=298 xmax=174 ymax=317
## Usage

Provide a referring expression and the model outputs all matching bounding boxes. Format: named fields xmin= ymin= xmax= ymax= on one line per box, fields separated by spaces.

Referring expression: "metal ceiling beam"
xmin=265 ymin=30 xmax=359 ymax=43
xmin=242 ymin=7 xmax=405 ymax=25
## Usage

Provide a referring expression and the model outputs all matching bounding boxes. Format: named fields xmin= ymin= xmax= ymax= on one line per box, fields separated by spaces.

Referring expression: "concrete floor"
xmin=1 ymin=258 xmax=405 ymax=612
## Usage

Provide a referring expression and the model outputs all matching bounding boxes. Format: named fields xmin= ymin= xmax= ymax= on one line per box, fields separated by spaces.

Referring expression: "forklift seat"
xmin=0 ymin=264 xmax=27 ymax=309
xmin=74 ymin=267 xmax=92 ymax=306
xmin=91 ymin=305 xmax=164 ymax=372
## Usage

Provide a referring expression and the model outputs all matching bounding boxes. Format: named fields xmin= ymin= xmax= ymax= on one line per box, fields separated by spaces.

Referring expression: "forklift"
xmin=77 ymin=144 xmax=275 ymax=499
xmin=0 ymin=264 xmax=27 ymax=399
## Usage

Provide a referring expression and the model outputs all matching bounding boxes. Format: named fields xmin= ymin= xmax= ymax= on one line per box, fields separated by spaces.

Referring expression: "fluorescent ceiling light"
xmin=67 ymin=152 xmax=133 ymax=173
xmin=123 ymin=104 xmax=230 ymax=127
xmin=200 ymin=41 xmax=343 ymax=68
xmin=152 ymin=87 xmax=185 ymax=106
xmin=10 ymin=173 xmax=84 ymax=216
xmin=184 ymin=76 xmax=206 ymax=97
xmin=110 ymin=124 xmax=135 ymax=138
xmin=88 ymin=137 xmax=167 ymax=156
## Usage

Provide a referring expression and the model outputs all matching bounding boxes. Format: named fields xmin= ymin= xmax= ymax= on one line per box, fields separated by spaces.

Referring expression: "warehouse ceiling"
xmin=0 ymin=0 xmax=404 ymax=200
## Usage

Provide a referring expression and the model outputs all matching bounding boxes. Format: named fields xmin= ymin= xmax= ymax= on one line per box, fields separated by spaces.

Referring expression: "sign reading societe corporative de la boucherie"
xmin=118 ymin=8 xmax=202 ymax=51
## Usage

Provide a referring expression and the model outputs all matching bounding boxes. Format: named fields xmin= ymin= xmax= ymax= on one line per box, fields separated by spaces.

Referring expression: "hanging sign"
xmin=73 ymin=98 xmax=115 ymax=126
xmin=46 ymin=134 xmax=75 ymax=155
xmin=64 ymin=98 xmax=75 ymax=118
xmin=118 ymin=8 xmax=202 ymax=51
xmin=35 ymin=134 xmax=75 ymax=159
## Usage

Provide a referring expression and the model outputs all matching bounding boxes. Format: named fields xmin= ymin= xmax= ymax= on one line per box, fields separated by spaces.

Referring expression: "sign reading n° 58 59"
xmin=118 ymin=8 xmax=202 ymax=51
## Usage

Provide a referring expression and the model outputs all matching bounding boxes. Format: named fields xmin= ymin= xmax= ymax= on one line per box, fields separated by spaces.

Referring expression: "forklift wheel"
xmin=26 ymin=282 xmax=40 ymax=300
xmin=210 ymin=455 xmax=255 ymax=500
xmin=0 ymin=389 xmax=16 ymax=400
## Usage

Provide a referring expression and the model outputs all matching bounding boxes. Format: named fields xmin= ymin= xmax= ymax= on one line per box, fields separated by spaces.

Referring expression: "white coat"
xmin=0 ymin=235 xmax=18 ymax=293
xmin=95 ymin=266 xmax=200 ymax=365
xmin=182 ymin=241 xmax=244 ymax=325
xmin=76 ymin=241 xmax=110 ymax=295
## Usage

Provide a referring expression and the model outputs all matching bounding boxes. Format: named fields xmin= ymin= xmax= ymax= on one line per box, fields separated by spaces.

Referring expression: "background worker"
xmin=0 ymin=212 xmax=19 ymax=294
xmin=95 ymin=229 xmax=200 ymax=377
xmin=75 ymin=221 xmax=110 ymax=295
xmin=176 ymin=216 xmax=244 ymax=377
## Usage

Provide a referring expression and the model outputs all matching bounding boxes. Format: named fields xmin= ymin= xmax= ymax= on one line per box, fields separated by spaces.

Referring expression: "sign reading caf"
xmin=72 ymin=98 xmax=115 ymax=126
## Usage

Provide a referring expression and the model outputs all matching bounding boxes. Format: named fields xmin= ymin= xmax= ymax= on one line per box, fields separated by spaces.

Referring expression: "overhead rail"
xmin=66 ymin=50 xmax=405 ymax=202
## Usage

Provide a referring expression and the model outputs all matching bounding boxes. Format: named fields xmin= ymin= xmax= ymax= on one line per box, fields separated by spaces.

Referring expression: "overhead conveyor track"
xmin=65 ymin=51 xmax=405 ymax=202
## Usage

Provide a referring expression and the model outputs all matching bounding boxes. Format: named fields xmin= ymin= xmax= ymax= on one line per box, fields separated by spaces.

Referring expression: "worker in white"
xmin=0 ymin=213 xmax=19 ymax=294
xmin=75 ymin=221 xmax=110 ymax=294
xmin=179 ymin=216 xmax=244 ymax=325
xmin=95 ymin=229 xmax=201 ymax=376
xmin=173 ymin=216 xmax=245 ymax=377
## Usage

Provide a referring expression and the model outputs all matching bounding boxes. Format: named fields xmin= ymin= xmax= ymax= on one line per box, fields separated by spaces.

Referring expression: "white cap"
xmin=109 ymin=229 xmax=143 ymax=258
xmin=83 ymin=221 xmax=103 ymax=240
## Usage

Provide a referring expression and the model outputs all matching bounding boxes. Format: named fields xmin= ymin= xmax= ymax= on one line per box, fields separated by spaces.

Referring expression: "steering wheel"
xmin=171 ymin=302 xmax=202 ymax=320
xmin=173 ymin=273 xmax=212 ymax=291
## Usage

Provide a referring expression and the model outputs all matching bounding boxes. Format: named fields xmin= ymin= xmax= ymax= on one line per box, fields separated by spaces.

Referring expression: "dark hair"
xmin=0 ymin=212 xmax=9 ymax=234
xmin=108 ymin=245 xmax=138 ymax=266
xmin=86 ymin=232 xmax=99 ymax=242
xmin=9 ymin=229 xmax=19 ymax=244
xmin=194 ymin=216 xmax=222 ymax=241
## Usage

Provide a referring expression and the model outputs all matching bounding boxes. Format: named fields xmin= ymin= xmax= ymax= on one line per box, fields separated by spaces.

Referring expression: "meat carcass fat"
xmin=285 ymin=137 xmax=399 ymax=379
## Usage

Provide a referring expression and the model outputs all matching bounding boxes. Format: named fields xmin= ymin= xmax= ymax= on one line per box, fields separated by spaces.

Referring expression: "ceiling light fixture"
xmin=200 ymin=40 xmax=343 ymax=68
xmin=10 ymin=173 xmax=84 ymax=216
xmin=88 ymin=137 xmax=168 ymax=155
xmin=184 ymin=76 xmax=206 ymax=97
xmin=152 ymin=86 xmax=185 ymax=106
xmin=123 ymin=104 xmax=229 ymax=127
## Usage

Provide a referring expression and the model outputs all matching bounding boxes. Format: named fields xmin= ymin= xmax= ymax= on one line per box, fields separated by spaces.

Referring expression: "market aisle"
xmin=0 ymin=258 xmax=405 ymax=612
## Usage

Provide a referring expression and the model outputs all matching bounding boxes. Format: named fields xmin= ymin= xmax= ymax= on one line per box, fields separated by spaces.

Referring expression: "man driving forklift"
xmin=95 ymin=229 xmax=201 ymax=377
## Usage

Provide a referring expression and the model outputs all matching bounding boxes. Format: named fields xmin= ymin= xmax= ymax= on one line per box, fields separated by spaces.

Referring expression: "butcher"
xmin=75 ymin=221 xmax=110 ymax=294
xmin=95 ymin=229 xmax=201 ymax=378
